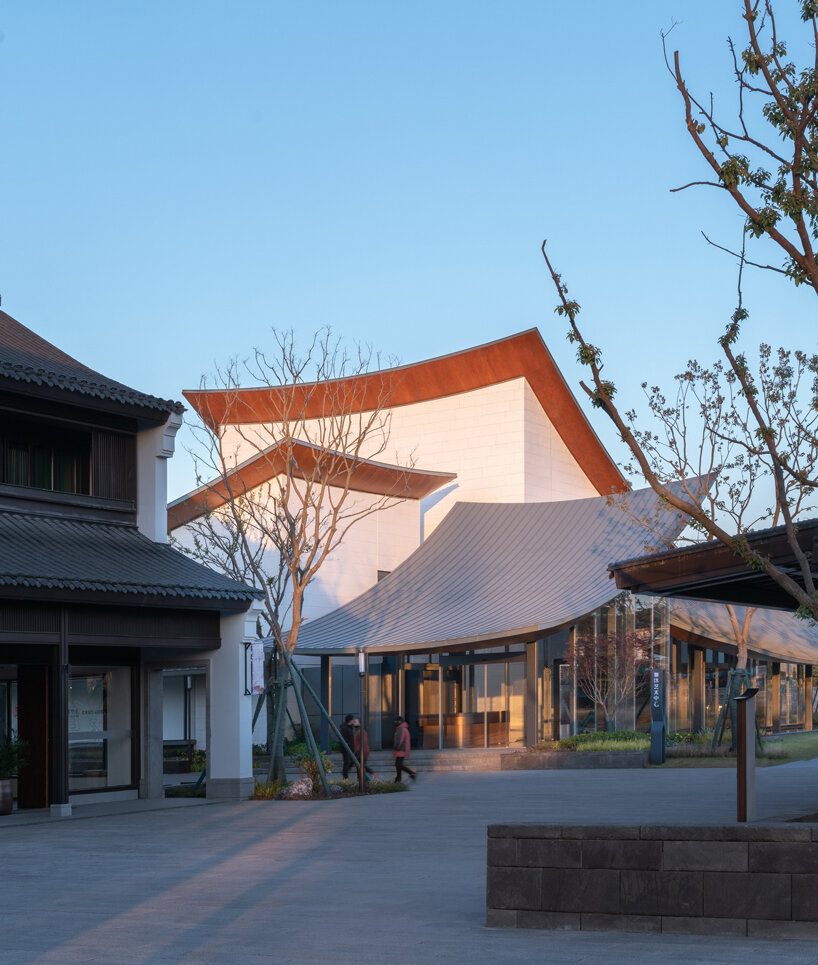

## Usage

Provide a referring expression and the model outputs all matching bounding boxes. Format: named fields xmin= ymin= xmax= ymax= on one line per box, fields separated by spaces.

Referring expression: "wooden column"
xmin=524 ymin=642 xmax=538 ymax=747
xmin=552 ymin=660 xmax=562 ymax=742
xmin=803 ymin=665 xmax=813 ymax=732
xmin=771 ymin=662 xmax=781 ymax=733
xmin=17 ymin=664 xmax=49 ymax=810
xmin=319 ymin=656 xmax=332 ymax=752
xmin=691 ymin=648 xmax=706 ymax=733
xmin=49 ymin=612 xmax=70 ymax=808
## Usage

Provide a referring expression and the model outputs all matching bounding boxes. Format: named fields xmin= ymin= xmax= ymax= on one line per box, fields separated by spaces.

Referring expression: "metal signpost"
xmin=735 ymin=687 xmax=758 ymax=823
xmin=649 ymin=668 xmax=666 ymax=765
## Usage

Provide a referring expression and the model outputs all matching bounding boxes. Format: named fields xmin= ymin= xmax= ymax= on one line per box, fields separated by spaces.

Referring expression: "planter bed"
xmin=501 ymin=750 xmax=648 ymax=770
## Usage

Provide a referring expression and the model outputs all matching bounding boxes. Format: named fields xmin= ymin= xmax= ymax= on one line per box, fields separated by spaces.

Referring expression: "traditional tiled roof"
xmin=0 ymin=510 xmax=261 ymax=606
xmin=293 ymin=484 xmax=693 ymax=655
xmin=0 ymin=310 xmax=184 ymax=416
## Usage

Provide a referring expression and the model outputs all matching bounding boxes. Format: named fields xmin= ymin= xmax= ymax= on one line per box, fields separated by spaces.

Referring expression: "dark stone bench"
xmin=486 ymin=823 xmax=818 ymax=938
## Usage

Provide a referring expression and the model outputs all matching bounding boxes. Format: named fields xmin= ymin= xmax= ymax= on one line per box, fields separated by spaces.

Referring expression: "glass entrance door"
xmin=68 ymin=667 xmax=133 ymax=791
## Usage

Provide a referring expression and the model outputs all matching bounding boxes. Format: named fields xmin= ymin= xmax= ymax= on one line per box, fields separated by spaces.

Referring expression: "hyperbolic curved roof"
xmin=184 ymin=329 xmax=627 ymax=497
xmin=671 ymin=600 xmax=818 ymax=664
xmin=294 ymin=485 xmax=690 ymax=655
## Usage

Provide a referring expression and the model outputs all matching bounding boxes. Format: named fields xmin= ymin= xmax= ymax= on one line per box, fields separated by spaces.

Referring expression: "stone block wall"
xmin=487 ymin=824 xmax=818 ymax=938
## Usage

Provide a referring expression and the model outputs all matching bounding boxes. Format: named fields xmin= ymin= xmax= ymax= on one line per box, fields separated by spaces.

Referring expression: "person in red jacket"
xmin=392 ymin=716 xmax=416 ymax=783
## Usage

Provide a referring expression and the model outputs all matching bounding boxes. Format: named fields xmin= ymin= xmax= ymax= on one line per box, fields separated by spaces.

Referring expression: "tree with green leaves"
xmin=667 ymin=0 xmax=818 ymax=292
xmin=542 ymin=0 xmax=818 ymax=621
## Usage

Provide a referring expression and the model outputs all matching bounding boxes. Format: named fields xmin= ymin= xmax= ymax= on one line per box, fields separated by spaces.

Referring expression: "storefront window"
xmin=68 ymin=667 xmax=133 ymax=791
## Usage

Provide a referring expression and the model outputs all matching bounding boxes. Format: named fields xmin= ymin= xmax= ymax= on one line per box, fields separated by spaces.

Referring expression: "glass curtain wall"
xmin=566 ymin=593 xmax=668 ymax=736
xmin=397 ymin=647 xmax=527 ymax=749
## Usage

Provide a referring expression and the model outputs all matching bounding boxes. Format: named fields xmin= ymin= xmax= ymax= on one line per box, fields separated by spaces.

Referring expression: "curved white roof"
xmin=671 ymin=600 xmax=818 ymax=664
xmin=295 ymin=485 xmax=690 ymax=655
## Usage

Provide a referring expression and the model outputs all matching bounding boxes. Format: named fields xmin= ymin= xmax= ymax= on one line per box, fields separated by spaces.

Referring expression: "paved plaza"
xmin=3 ymin=764 xmax=818 ymax=964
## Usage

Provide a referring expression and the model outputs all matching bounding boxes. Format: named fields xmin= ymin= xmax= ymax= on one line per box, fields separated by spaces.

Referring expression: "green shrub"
xmin=253 ymin=779 xmax=288 ymax=799
xmin=666 ymin=731 xmax=710 ymax=745
xmin=189 ymin=749 xmax=206 ymax=772
xmin=0 ymin=737 xmax=27 ymax=779
xmin=557 ymin=730 xmax=648 ymax=750
xmin=288 ymin=744 xmax=333 ymax=794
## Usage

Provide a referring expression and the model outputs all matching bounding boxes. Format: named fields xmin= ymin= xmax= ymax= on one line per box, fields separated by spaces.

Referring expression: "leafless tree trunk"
xmin=569 ymin=626 xmax=652 ymax=731
xmin=172 ymin=328 xmax=414 ymax=789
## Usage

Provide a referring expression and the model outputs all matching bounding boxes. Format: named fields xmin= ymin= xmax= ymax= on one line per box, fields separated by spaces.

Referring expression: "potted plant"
xmin=0 ymin=737 xmax=27 ymax=816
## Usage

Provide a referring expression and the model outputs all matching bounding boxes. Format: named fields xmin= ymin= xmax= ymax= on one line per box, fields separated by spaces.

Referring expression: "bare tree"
xmin=172 ymin=328 xmax=415 ymax=788
xmin=569 ymin=625 xmax=652 ymax=731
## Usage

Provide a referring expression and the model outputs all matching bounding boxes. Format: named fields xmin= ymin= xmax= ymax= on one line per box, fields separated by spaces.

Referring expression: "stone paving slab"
xmin=1 ymin=766 xmax=818 ymax=963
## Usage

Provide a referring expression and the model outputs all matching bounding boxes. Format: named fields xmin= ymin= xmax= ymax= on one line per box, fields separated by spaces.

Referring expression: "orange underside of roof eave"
xmin=184 ymin=330 xmax=627 ymax=496
xmin=168 ymin=443 xmax=456 ymax=530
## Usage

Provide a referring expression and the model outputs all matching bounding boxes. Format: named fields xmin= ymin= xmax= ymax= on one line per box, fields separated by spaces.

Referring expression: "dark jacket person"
xmin=339 ymin=714 xmax=356 ymax=780
xmin=393 ymin=716 xmax=416 ymax=783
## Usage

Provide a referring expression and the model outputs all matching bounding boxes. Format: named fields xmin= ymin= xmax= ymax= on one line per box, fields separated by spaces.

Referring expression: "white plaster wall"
xmin=136 ymin=411 xmax=183 ymax=542
xmin=171 ymin=480 xmax=420 ymax=625
xmin=206 ymin=607 xmax=258 ymax=799
xmin=219 ymin=377 xmax=602 ymax=542
xmin=220 ymin=380 xmax=527 ymax=539
xmin=187 ymin=377 xmax=604 ymax=639
xmin=521 ymin=381 xmax=598 ymax=502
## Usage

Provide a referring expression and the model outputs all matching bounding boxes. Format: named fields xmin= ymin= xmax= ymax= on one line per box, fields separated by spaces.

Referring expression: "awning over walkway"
xmin=610 ymin=520 xmax=818 ymax=610
xmin=295 ymin=486 xmax=690 ymax=656
xmin=671 ymin=600 xmax=818 ymax=664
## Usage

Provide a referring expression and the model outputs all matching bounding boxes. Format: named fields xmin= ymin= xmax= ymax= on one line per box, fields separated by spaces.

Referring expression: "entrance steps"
xmin=258 ymin=747 xmax=515 ymax=781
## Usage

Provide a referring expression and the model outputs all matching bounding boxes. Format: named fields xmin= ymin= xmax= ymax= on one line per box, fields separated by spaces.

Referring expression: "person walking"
xmin=392 ymin=715 xmax=416 ymax=783
xmin=353 ymin=718 xmax=375 ymax=782
xmin=339 ymin=714 xmax=356 ymax=780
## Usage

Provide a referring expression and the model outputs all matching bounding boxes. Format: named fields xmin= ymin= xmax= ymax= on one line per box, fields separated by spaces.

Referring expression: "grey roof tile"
xmin=0 ymin=510 xmax=261 ymax=604
xmin=0 ymin=311 xmax=184 ymax=415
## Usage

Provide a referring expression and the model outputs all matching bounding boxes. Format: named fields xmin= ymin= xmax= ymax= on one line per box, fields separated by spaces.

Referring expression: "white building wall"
xmin=171 ymin=481 xmax=420 ymax=625
xmin=206 ymin=607 xmax=257 ymax=800
xmin=200 ymin=377 xmax=602 ymax=625
xmin=521 ymin=381 xmax=598 ymax=502
xmin=136 ymin=411 xmax=183 ymax=542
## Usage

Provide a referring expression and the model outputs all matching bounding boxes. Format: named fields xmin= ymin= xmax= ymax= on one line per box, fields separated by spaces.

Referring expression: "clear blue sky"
xmin=0 ymin=2 xmax=814 ymax=499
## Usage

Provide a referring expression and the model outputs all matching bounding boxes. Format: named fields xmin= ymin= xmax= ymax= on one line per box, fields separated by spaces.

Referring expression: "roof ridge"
xmin=0 ymin=310 xmax=184 ymax=416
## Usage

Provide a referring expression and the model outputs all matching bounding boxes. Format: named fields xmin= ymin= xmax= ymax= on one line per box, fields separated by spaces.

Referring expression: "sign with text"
xmin=650 ymin=669 xmax=665 ymax=722
xmin=649 ymin=668 xmax=666 ymax=765
xmin=251 ymin=642 xmax=266 ymax=695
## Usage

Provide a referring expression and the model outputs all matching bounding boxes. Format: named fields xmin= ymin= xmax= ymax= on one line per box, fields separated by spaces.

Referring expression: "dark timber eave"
xmin=611 ymin=519 xmax=818 ymax=610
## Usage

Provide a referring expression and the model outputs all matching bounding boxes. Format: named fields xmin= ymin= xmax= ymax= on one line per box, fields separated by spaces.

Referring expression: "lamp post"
xmin=357 ymin=649 xmax=366 ymax=793
xmin=735 ymin=687 xmax=759 ymax=823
